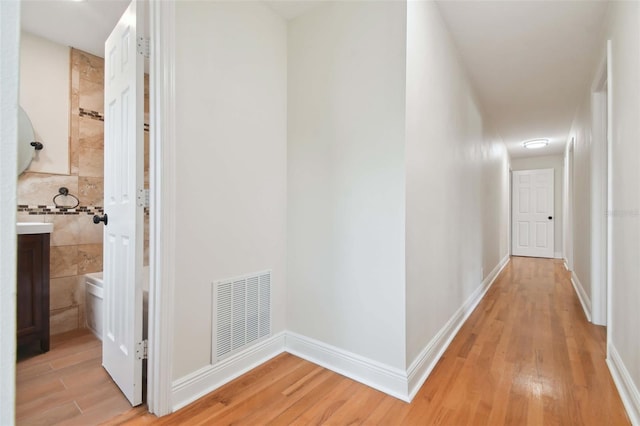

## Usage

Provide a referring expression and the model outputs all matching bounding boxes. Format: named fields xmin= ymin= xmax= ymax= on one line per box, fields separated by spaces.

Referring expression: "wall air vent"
xmin=213 ymin=271 xmax=271 ymax=361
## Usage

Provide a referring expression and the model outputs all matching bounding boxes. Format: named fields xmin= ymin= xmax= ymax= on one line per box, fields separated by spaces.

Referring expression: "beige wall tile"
xmin=78 ymin=146 xmax=103 ymax=178
xmin=72 ymin=49 xmax=104 ymax=85
xmin=78 ymin=79 xmax=104 ymax=113
xmin=50 ymin=306 xmax=78 ymax=335
xmin=78 ymin=177 xmax=103 ymax=206
xmin=50 ymin=276 xmax=81 ymax=310
xmin=50 ymin=245 xmax=78 ymax=278
xmin=18 ymin=173 xmax=78 ymax=206
xmin=78 ymin=116 xmax=104 ymax=150
xmin=49 ymin=214 xmax=102 ymax=246
xmin=49 ymin=215 xmax=79 ymax=246
xmin=76 ymin=214 xmax=103 ymax=245
xmin=69 ymin=110 xmax=80 ymax=176
xmin=77 ymin=244 xmax=102 ymax=274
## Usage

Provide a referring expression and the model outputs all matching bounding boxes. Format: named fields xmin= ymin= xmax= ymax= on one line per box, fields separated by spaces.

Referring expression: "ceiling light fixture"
xmin=523 ymin=138 xmax=549 ymax=149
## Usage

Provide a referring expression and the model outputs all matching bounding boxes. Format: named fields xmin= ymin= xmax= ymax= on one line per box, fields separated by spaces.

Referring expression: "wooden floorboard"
xmin=18 ymin=257 xmax=630 ymax=425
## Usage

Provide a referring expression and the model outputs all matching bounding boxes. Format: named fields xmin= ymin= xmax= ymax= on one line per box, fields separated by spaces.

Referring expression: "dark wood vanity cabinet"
xmin=17 ymin=233 xmax=50 ymax=352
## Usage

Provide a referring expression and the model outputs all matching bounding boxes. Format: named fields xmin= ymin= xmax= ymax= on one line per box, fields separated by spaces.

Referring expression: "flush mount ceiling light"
xmin=523 ymin=138 xmax=549 ymax=149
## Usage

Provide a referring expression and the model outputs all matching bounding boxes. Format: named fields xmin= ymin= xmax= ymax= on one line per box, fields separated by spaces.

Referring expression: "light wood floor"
xmin=110 ymin=257 xmax=629 ymax=425
xmin=17 ymin=257 xmax=630 ymax=425
xmin=16 ymin=329 xmax=132 ymax=425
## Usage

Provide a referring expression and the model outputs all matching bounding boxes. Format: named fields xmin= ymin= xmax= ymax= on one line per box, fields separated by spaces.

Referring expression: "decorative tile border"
xmin=18 ymin=205 xmax=150 ymax=217
xmin=79 ymin=107 xmax=104 ymax=122
xmin=79 ymin=107 xmax=149 ymax=132
xmin=18 ymin=205 xmax=104 ymax=216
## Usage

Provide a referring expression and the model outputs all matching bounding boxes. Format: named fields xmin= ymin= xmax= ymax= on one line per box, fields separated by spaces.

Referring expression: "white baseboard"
xmin=563 ymin=259 xmax=570 ymax=271
xmin=607 ymin=344 xmax=640 ymax=425
xmin=406 ymin=254 xmax=510 ymax=400
xmin=171 ymin=332 xmax=285 ymax=411
xmin=555 ymin=251 xmax=562 ymax=259
xmin=169 ymin=255 xmax=514 ymax=411
xmin=570 ymin=271 xmax=592 ymax=322
xmin=285 ymin=331 xmax=409 ymax=401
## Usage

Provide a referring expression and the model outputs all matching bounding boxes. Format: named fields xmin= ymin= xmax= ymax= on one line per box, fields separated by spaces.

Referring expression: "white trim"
xmin=171 ymin=332 xmax=286 ymax=411
xmin=0 ymin=1 xmax=19 ymax=421
xmin=607 ymin=344 xmax=640 ymax=425
xmin=563 ymin=259 xmax=570 ymax=271
xmin=285 ymin=331 xmax=410 ymax=402
xmin=167 ymin=256 xmax=512 ymax=409
xmin=570 ymin=272 xmax=592 ymax=322
xmin=554 ymin=251 xmax=562 ymax=259
xmin=406 ymin=254 xmax=510 ymax=400
xmin=147 ymin=0 xmax=176 ymax=417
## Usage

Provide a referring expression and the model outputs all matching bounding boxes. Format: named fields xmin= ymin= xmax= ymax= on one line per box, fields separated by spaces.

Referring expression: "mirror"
xmin=17 ymin=106 xmax=36 ymax=175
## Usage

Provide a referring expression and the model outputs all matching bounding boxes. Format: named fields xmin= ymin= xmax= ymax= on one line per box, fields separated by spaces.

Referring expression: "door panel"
xmin=102 ymin=0 xmax=144 ymax=406
xmin=512 ymin=169 xmax=554 ymax=258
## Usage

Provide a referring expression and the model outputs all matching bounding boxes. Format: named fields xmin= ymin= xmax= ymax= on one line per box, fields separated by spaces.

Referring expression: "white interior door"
xmin=101 ymin=0 xmax=144 ymax=406
xmin=512 ymin=169 xmax=554 ymax=258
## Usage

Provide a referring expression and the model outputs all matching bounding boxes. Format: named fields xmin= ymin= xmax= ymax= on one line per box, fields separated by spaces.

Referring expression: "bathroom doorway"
xmin=15 ymin=0 xmax=152 ymax=421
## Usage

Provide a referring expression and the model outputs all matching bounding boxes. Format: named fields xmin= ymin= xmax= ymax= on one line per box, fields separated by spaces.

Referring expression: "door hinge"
xmin=136 ymin=339 xmax=148 ymax=360
xmin=137 ymin=36 xmax=150 ymax=58
xmin=137 ymin=188 xmax=149 ymax=208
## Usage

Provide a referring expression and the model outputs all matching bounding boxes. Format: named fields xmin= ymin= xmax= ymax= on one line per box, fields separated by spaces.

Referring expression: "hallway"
xmin=112 ymin=257 xmax=629 ymax=425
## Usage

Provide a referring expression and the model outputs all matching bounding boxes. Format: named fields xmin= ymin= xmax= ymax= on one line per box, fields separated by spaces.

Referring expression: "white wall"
xmin=566 ymin=99 xmax=593 ymax=308
xmin=172 ymin=1 xmax=287 ymax=380
xmin=604 ymin=1 xmax=640 ymax=422
xmin=510 ymin=154 xmax=564 ymax=258
xmin=19 ymin=31 xmax=70 ymax=175
xmin=405 ymin=0 xmax=510 ymax=367
xmin=0 ymin=1 xmax=19 ymax=422
xmin=287 ymin=1 xmax=408 ymax=370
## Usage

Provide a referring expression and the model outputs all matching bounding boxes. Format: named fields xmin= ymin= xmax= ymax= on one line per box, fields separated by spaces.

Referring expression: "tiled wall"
xmin=17 ymin=48 xmax=150 ymax=336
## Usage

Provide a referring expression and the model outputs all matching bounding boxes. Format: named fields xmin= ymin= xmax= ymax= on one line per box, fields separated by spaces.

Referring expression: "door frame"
xmin=0 ymin=1 xmax=176 ymax=418
xmin=590 ymin=44 xmax=611 ymax=327
xmin=147 ymin=0 xmax=175 ymax=416
xmin=0 ymin=1 xmax=19 ymax=422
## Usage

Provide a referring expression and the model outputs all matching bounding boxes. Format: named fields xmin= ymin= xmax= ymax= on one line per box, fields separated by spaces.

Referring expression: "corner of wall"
xmin=284 ymin=332 xmax=410 ymax=402
xmin=607 ymin=344 xmax=640 ymax=425
xmin=570 ymin=271 xmax=592 ymax=322
xmin=406 ymin=254 xmax=510 ymax=400
xmin=171 ymin=333 xmax=286 ymax=412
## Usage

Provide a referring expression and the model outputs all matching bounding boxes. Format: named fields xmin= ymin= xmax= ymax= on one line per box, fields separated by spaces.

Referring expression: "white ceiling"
xmin=21 ymin=0 xmax=609 ymax=159
xmin=435 ymin=0 xmax=609 ymax=158
xmin=21 ymin=0 xmax=130 ymax=58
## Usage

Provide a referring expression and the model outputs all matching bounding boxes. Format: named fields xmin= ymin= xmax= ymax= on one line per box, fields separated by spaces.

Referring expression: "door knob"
xmin=93 ymin=214 xmax=108 ymax=226
xmin=548 ymin=216 xmax=553 ymax=220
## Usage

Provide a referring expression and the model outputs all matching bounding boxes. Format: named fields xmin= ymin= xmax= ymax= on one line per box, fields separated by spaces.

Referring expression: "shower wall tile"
xmin=50 ymin=306 xmax=79 ymax=335
xmin=78 ymin=177 xmax=103 ymax=206
xmin=78 ymin=145 xmax=103 ymax=178
xmin=17 ymin=173 xmax=78 ymax=206
xmin=50 ymin=276 xmax=81 ymax=311
xmin=77 ymin=244 xmax=102 ymax=274
xmin=50 ymin=245 xmax=78 ymax=278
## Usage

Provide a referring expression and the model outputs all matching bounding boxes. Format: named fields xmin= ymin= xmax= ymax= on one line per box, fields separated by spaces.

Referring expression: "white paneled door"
xmin=512 ymin=169 xmax=554 ymax=258
xmin=100 ymin=0 xmax=144 ymax=406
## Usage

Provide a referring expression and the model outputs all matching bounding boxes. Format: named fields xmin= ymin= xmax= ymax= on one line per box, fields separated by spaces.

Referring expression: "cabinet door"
xmin=17 ymin=234 xmax=49 ymax=350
